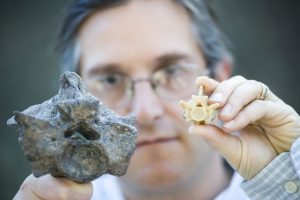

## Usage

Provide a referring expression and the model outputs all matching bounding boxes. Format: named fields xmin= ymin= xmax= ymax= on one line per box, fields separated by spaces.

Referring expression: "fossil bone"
xmin=180 ymin=85 xmax=220 ymax=125
xmin=7 ymin=72 xmax=137 ymax=183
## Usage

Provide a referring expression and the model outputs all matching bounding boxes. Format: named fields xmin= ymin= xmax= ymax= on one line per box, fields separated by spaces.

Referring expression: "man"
xmin=14 ymin=0 xmax=300 ymax=199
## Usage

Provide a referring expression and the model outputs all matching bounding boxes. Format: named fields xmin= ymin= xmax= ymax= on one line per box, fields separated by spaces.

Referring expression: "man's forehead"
xmin=77 ymin=0 xmax=204 ymax=75
xmin=84 ymin=52 xmax=197 ymax=76
xmin=78 ymin=0 xmax=193 ymax=42
xmin=81 ymin=0 xmax=190 ymax=22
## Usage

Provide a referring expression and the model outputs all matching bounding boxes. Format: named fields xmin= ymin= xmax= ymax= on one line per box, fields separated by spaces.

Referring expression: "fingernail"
xmin=223 ymin=120 xmax=234 ymax=128
xmin=210 ymin=93 xmax=223 ymax=102
xmin=221 ymin=104 xmax=232 ymax=115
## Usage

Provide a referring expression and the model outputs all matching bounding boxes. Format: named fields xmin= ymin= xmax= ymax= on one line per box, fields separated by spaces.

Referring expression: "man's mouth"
xmin=137 ymin=137 xmax=178 ymax=148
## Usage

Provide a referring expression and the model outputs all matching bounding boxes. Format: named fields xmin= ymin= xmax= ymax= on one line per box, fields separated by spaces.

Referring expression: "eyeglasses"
xmin=85 ymin=63 xmax=209 ymax=109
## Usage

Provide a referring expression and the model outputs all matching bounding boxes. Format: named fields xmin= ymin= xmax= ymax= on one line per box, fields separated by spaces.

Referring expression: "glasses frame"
xmin=85 ymin=65 xmax=211 ymax=109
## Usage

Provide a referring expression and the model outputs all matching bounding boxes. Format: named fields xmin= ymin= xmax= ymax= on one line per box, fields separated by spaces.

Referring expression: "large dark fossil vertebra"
xmin=7 ymin=72 xmax=137 ymax=183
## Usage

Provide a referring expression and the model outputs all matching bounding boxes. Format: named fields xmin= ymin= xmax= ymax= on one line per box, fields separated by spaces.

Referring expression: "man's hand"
xmin=14 ymin=174 xmax=93 ymax=200
xmin=190 ymin=76 xmax=300 ymax=180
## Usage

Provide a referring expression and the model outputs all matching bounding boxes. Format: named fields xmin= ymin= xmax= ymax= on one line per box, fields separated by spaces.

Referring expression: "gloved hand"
xmin=13 ymin=174 xmax=92 ymax=200
xmin=189 ymin=76 xmax=300 ymax=179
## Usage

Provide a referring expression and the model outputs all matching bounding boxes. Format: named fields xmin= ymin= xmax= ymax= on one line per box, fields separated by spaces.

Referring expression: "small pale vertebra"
xmin=180 ymin=85 xmax=219 ymax=125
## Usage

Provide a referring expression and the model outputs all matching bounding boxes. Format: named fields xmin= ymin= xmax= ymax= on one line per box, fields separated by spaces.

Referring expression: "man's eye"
xmin=163 ymin=64 xmax=183 ymax=77
xmin=104 ymin=74 xmax=119 ymax=84
xmin=101 ymin=73 xmax=123 ymax=85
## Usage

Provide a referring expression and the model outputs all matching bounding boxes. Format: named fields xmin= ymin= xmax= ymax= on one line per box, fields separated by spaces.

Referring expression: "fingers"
xmin=196 ymin=75 xmax=276 ymax=132
xmin=188 ymin=124 xmax=242 ymax=170
xmin=209 ymin=75 xmax=247 ymax=106
xmin=222 ymin=100 xmax=268 ymax=133
xmin=14 ymin=174 xmax=93 ymax=200
xmin=188 ymin=124 xmax=237 ymax=149
xmin=217 ymin=80 xmax=262 ymax=122
xmin=195 ymin=76 xmax=219 ymax=95
xmin=188 ymin=120 xmax=278 ymax=180
xmin=192 ymin=75 xmax=300 ymax=180
xmin=14 ymin=175 xmax=40 ymax=200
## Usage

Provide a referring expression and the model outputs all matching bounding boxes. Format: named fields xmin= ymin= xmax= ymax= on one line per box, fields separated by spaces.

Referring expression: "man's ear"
xmin=213 ymin=56 xmax=233 ymax=82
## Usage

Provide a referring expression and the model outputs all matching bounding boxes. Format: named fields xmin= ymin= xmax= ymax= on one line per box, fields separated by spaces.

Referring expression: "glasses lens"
xmin=86 ymin=72 xmax=131 ymax=107
xmin=153 ymin=64 xmax=207 ymax=100
xmin=85 ymin=64 xmax=208 ymax=109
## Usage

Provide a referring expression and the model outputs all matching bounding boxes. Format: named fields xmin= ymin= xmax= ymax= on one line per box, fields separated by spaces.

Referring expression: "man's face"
xmin=79 ymin=0 xmax=221 ymax=194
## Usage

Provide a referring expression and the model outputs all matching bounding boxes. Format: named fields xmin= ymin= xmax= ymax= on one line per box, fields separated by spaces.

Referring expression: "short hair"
xmin=57 ymin=0 xmax=230 ymax=75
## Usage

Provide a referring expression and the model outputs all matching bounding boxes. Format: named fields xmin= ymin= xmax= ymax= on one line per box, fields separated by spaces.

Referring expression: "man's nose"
xmin=131 ymin=81 xmax=164 ymax=126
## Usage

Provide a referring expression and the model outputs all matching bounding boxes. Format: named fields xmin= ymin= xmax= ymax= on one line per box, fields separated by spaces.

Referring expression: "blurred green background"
xmin=1 ymin=0 xmax=299 ymax=199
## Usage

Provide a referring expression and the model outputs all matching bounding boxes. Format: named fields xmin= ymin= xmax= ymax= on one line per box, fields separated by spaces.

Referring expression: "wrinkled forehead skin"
xmin=7 ymin=72 xmax=137 ymax=183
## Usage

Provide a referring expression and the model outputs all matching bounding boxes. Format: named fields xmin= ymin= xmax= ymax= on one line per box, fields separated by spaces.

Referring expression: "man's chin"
xmin=130 ymin=162 xmax=186 ymax=188
xmin=123 ymin=137 xmax=192 ymax=188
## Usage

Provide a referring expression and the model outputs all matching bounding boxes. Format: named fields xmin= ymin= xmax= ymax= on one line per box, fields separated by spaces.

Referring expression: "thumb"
xmin=31 ymin=174 xmax=93 ymax=200
xmin=189 ymin=125 xmax=242 ymax=172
